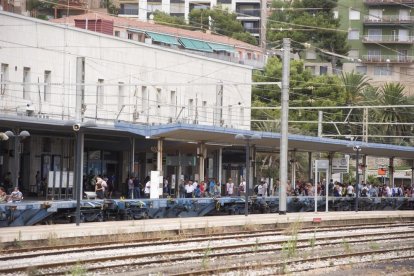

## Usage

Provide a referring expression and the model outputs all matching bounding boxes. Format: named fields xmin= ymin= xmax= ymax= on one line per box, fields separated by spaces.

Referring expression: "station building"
xmin=0 ymin=11 xmax=254 ymax=197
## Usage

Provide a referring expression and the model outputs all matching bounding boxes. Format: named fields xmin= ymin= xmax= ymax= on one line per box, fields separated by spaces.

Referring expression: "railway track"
xmin=2 ymin=220 xmax=412 ymax=255
xmin=0 ymin=222 xmax=413 ymax=275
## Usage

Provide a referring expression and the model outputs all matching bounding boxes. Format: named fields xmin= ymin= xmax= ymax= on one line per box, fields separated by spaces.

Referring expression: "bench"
xmin=84 ymin=191 xmax=97 ymax=200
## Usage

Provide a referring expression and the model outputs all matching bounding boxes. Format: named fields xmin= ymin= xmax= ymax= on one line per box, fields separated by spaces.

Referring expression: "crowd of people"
xmin=83 ymin=173 xmax=115 ymax=199
xmin=2 ymin=169 xmax=414 ymax=202
xmin=176 ymin=177 xmax=271 ymax=198
xmin=0 ymin=186 xmax=23 ymax=203
xmin=290 ymin=179 xmax=413 ymax=198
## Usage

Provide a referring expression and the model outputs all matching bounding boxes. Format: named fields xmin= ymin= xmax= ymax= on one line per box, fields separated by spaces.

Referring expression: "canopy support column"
xmin=389 ymin=157 xmax=394 ymax=188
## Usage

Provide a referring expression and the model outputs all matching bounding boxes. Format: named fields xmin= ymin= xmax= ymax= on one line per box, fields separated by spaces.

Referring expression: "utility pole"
xmin=260 ymin=0 xmax=267 ymax=52
xmin=279 ymin=38 xmax=290 ymax=215
xmin=317 ymin=111 xmax=323 ymax=137
xmin=362 ymin=108 xmax=368 ymax=143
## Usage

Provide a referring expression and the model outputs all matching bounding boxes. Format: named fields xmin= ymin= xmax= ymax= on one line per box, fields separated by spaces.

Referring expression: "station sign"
xmin=332 ymin=157 xmax=349 ymax=173
xmin=314 ymin=160 xmax=329 ymax=171
xmin=378 ymin=168 xmax=387 ymax=176
xmin=314 ymin=158 xmax=349 ymax=173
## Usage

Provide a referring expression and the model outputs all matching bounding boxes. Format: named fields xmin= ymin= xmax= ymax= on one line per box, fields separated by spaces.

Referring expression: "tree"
xmin=362 ymin=83 xmax=413 ymax=145
xmin=340 ymin=71 xmax=373 ymax=137
xmin=340 ymin=71 xmax=372 ymax=105
xmin=153 ymin=11 xmax=189 ymax=29
xmin=189 ymin=8 xmax=258 ymax=45
xmin=267 ymin=0 xmax=349 ymax=69
xmin=252 ymin=56 xmax=345 ymax=135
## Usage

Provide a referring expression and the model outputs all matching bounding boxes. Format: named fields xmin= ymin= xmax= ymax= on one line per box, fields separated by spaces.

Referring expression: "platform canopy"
xmin=115 ymin=122 xmax=414 ymax=159
xmin=1 ymin=114 xmax=413 ymax=159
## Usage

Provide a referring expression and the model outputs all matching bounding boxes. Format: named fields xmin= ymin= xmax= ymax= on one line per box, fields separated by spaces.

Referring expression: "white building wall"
xmin=0 ymin=11 xmax=252 ymax=130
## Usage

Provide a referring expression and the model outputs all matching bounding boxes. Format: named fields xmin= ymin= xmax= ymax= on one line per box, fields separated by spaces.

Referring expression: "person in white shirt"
xmin=226 ymin=178 xmax=235 ymax=196
xmin=346 ymin=183 xmax=354 ymax=197
xmin=239 ymin=178 xmax=246 ymax=196
xmin=384 ymin=185 xmax=392 ymax=197
xmin=262 ymin=181 xmax=268 ymax=197
xmin=185 ymin=181 xmax=194 ymax=198
xmin=144 ymin=180 xmax=151 ymax=198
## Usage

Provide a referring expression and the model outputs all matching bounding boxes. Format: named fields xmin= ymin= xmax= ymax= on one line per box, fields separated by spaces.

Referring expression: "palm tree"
xmin=340 ymin=71 xmax=373 ymax=138
xmin=362 ymin=83 xmax=413 ymax=144
xmin=340 ymin=71 xmax=372 ymax=105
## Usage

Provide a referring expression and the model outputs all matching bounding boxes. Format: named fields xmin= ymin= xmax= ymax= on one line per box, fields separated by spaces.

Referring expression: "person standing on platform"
xmin=144 ymin=178 xmax=151 ymax=198
xmin=10 ymin=186 xmax=23 ymax=202
xmin=128 ymin=176 xmax=134 ymax=199
xmin=239 ymin=178 xmax=246 ymax=196
xmin=133 ymin=177 xmax=141 ymax=199
xmin=35 ymin=171 xmax=41 ymax=195
xmin=226 ymin=178 xmax=235 ymax=197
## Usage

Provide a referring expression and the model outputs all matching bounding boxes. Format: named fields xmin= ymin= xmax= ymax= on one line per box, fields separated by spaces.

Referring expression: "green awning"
xmin=146 ymin=32 xmax=180 ymax=45
xmin=179 ymin=38 xmax=213 ymax=52
xmin=207 ymin=42 xmax=235 ymax=53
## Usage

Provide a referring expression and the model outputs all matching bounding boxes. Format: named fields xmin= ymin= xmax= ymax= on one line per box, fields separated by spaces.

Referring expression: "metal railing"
xmin=363 ymin=15 xmax=414 ymax=23
xmin=362 ymin=35 xmax=414 ymax=43
xmin=361 ymin=55 xmax=414 ymax=63
xmin=364 ymin=0 xmax=414 ymax=4
xmin=119 ymin=8 xmax=139 ymax=15
xmin=236 ymin=9 xmax=260 ymax=17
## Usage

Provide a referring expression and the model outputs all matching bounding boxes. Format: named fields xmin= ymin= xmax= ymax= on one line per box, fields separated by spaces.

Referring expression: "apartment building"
xmin=117 ymin=0 xmax=263 ymax=39
xmin=338 ymin=0 xmax=414 ymax=93
xmin=51 ymin=13 xmax=265 ymax=68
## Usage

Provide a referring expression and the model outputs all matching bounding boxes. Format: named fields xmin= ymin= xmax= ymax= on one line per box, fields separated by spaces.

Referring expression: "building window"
xmin=367 ymin=29 xmax=382 ymax=41
xmin=44 ymin=70 xmax=51 ymax=102
xmin=305 ymin=49 xmax=316 ymax=60
xmin=349 ymin=10 xmax=360 ymax=20
xmin=239 ymin=106 xmax=244 ymax=127
xmin=348 ymin=30 xmax=359 ymax=40
xmin=305 ymin=65 xmax=316 ymax=75
xmin=128 ymin=33 xmax=133 ymax=40
xmin=142 ymin=86 xmax=148 ymax=113
xmin=115 ymin=31 xmax=120 ymax=37
xmin=188 ymin=99 xmax=194 ymax=119
xmin=367 ymin=49 xmax=381 ymax=61
xmin=157 ymin=88 xmax=162 ymax=109
xmin=1 ymin=63 xmax=9 ymax=95
xmin=118 ymin=82 xmax=125 ymax=111
xmin=170 ymin=90 xmax=176 ymax=119
xmin=97 ymin=79 xmax=104 ymax=106
xmin=374 ymin=66 xmax=392 ymax=76
xmin=227 ymin=105 xmax=232 ymax=126
xmin=320 ymin=66 xmax=328 ymax=75
xmin=368 ymin=9 xmax=382 ymax=21
xmin=23 ymin=67 xmax=31 ymax=100
xmin=201 ymin=100 xmax=207 ymax=122
xmin=356 ymin=66 xmax=367 ymax=75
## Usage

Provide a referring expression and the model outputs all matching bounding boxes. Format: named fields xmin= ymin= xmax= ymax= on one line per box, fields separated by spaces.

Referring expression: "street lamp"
xmin=4 ymin=130 xmax=30 ymax=189
xmin=66 ymin=120 xmax=97 ymax=226
xmin=235 ymin=133 xmax=261 ymax=216
xmin=353 ymin=145 xmax=362 ymax=212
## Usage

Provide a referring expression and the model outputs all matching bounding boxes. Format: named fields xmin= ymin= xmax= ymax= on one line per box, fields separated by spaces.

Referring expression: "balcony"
xmin=361 ymin=55 xmax=414 ymax=64
xmin=362 ymin=35 xmax=414 ymax=44
xmin=236 ymin=9 xmax=261 ymax=18
xmin=56 ymin=0 xmax=87 ymax=10
xmin=363 ymin=15 xmax=414 ymax=25
xmin=364 ymin=0 xmax=414 ymax=6
xmin=119 ymin=8 xmax=139 ymax=16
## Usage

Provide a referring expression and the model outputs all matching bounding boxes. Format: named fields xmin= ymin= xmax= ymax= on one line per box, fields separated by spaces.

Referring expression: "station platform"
xmin=1 ymin=211 xmax=414 ymax=243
